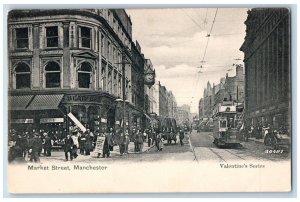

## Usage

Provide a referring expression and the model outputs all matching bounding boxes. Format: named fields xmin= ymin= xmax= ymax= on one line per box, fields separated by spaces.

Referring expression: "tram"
xmin=212 ymin=101 xmax=241 ymax=147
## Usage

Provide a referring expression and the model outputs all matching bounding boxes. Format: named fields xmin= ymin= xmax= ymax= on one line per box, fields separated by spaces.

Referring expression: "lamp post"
xmin=116 ymin=47 xmax=131 ymax=134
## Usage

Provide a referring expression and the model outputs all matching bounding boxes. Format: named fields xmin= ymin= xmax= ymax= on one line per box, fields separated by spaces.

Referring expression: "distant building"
xmin=198 ymin=65 xmax=245 ymax=120
xmin=203 ymin=82 xmax=213 ymax=118
xmin=177 ymin=104 xmax=191 ymax=126
xmin=240 ymin=8 xmax=291 ymax=130
xmin=158 ymin=82 xmax=168 ymax=118
xmin=167 ymin=91 xmax=178 ymax=119
xmin=198 ymin=98 xmax=204 ymax=119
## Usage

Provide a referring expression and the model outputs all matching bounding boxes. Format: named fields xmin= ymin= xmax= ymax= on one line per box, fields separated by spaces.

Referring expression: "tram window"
xmin=220 ymin=120 xmax=227 ymax=128
xmin=228 ymin=118 xmax=234 ymax=128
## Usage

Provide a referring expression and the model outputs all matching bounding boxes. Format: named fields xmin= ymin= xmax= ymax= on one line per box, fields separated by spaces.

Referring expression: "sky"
xmin=126 ymin=8 xmax=249 ymax=113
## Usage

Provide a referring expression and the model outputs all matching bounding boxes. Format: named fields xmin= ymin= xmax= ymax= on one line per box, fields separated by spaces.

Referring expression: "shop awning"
xmin=8 ymin=95 xmax=34 ymax=110
xmin=26 ymin=94 xmax=64 ymax=110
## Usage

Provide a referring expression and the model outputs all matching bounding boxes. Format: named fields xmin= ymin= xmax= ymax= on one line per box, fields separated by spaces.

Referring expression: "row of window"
xmin=13 ymin=62 xmax=127 ymax=97
xmin=15 ymin=26 xmax=92 ymax=49
xmin=14 ymin=26 xmax=123 ymax=71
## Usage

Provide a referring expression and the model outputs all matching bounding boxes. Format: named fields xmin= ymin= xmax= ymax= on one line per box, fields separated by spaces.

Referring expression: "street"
xmin=19 ymin=130 xmax=290 ymax=165
xmin=190 ymin=131 xmax=291 ymax=162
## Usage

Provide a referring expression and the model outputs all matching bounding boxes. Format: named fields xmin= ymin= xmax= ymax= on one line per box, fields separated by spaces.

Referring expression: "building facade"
xmin=240 ymin=8 xmax=291 ymax=131
xmin=8 ymin=9 xmax=147 ymax=137
xmin=167 ymin=91 xmax=178 ymax=120
xmin=158 ymin=82 xmax=168 ymax=118
xmin=177 ymin=105 xmax=191 ymax=126
xmin=198 ymin=65 xmax=245 ymax=122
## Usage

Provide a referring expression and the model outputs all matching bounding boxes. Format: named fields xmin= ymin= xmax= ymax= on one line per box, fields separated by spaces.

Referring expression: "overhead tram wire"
xmin=193 ymin=8 xmax=218 ymax=91
xmin=191 ymin=8 xmax=218 ymax=110
xmin=188 ymin=8 xmax=209 ymax=108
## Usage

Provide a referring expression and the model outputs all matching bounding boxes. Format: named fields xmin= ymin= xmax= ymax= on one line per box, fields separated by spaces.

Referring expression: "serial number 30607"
xmin=265 ymin=150 xmax=284 ymax=154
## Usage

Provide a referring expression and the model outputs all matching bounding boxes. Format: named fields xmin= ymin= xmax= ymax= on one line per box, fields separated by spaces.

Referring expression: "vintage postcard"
xmin=6 ymin=7 xmax=291 ymax=193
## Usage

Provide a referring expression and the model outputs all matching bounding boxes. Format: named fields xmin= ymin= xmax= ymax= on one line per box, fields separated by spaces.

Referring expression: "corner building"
xmin=240 ymin=8 xmax=291 ymax=131
xmin=8 ymin=9 xmax=145 ymax=138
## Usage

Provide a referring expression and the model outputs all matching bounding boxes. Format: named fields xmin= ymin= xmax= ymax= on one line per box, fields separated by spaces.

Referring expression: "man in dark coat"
xmin=43 ymin=133 xmax=52 ymax=157
xmin=15 ymin=133 xmax=28 ymax=159
xmin=103 ymin=129 xmax=113 ymax=158
xmin=179 ymin=129 xmax=185 ymax=146
xmin=84 ymin=131 xmax=93 ymax=155
xmin=28 ymin=132 xmax=43 ymax=162
xmin=64 ymin=134 xmax=74 ymax=161
xmin=118 ymin=130 xmax=126 ymax=156
xmin=78 ymin=132 xmax=86 ymax=155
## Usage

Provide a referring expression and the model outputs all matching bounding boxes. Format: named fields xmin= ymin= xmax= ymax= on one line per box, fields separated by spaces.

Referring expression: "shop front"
xmin=8 ymin=92 xmax=119 ymax=138
xmin=9 ymin=94 xmax=66 ymax=139
xmin=61 ymin=92 xmax=118 ymax=133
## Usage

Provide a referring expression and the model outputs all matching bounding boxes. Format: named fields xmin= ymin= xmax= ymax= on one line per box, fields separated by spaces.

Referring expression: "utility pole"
xmin=122 ymin=48 xmax=126 ymax=135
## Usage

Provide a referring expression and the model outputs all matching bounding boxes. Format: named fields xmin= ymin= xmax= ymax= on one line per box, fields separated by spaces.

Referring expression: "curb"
xmin=187 ymin=134 xmax=198 ymax=162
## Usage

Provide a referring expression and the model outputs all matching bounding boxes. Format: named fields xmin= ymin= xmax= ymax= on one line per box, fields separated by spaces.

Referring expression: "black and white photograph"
xmin=6 ymin=7 xmax=292 ymax=193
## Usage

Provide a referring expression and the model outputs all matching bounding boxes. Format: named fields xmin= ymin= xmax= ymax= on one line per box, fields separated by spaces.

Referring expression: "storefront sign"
xmin=94 ymin=136 xmax=105 ymax=155
xmin=10 ymin=119 xmax=34 ymax=124
xmin=64 ymin=94 xmax=102 ymax=103
xmin=40 ymin=118 xmax=64 ymax=123
xmin=67 ymin=112 xmax=86 ymax=133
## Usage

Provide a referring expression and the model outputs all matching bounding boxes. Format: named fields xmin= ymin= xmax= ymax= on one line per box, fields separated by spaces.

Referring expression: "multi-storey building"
xmin=8 ymin=9 xmax=146 ymax=137
xmin=152 ymin=80 xmax=160 ymax=116
xmin=158 ymin=82 xmax=168 ymax=118
xmin=198 ymin=98 xmax=204 ymax=119
xmin=198 ymin=65 xmax=245 ymax=121
xmin=167 ymin=91 xmax=177 ymax=119
xmin=203 ymin=82 xmax=213 ymax=118
xmin=130 ymin=40 xmax=145 ymax=129
xmin=177 ymin=105 xmax=191 ymax=126
xmin=240 ymin=8 xmax=290 ymax=130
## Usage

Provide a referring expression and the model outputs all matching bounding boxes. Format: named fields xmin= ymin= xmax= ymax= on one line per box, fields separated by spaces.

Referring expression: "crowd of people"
xmin=8 ymin=126 xmax=186 ymax=163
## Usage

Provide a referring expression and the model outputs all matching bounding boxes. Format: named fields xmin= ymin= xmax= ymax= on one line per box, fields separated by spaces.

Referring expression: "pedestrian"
xmin=10 ymin=133 xmax=25 ymax=163
xmin=118 ymin=129 xmax=126 ymax=156
xmin=124 ymin=130 xmax=130 ymax=154
xmin=71 ymin=131 xmax=79 ymax=159
xmin=64 ymin=134 xmax=74 ymax=161
xmin=78 ymin=131 xmax=86 ymax=155
xmin=179 ymin=129 xmax=185 ymax=146
xmin=148 ymin=129 xmax=153 ymax=147
xmin=136 ymin=129 xmax=144 ymax=153
xmin=156 ymin=132 xmax=163 ymax=151
xmin=84 ymin=131 xmax=93 ymax=155
xmin=43 ymin=133 xmax=52 ymax=157
xmin=16 ymin=132 xmax=28 ymax=160
xmin=143 ymin=129 xmax=147 ymax=142
xmin=28 ymin=132 xmax=43 ymax=163
xmin=152 ymin=129 xmax=157 ymax=146
xmin=103 ymin=128 xmax=113 ymax=158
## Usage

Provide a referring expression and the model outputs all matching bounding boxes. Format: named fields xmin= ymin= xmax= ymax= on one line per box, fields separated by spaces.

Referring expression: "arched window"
xmin=45 ymin=62 xmax=61 ymax=88
xmin=107 ymin=69 xmax=112 ymax=93
xmin=113 ymin=71 xmax=117 ymax=95
xmin=78 ymin=62 xmax=92 ymax=88
xmin=15 ymin=62 xmax=31 ymax=89
xmin=118 ymin=76 xmax=121 ymax=97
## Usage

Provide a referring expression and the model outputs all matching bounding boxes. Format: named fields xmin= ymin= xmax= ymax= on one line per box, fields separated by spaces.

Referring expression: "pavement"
xmin=25 ymin=141 xmax=154 ymax=163
xmin=248 ymin=137 xmax=264 ymax=144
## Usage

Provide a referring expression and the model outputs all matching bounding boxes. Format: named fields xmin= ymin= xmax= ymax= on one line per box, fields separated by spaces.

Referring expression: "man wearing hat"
xmin=43 ymin=133 xmax=52 ymax=157
xmin=28 ymin=132 xmax=43 ymax=162
xmin=64 ymin=134 xmax=74 ymax=161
